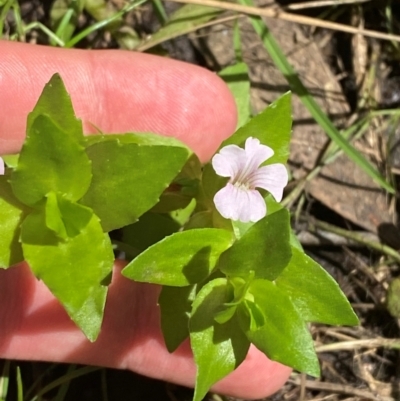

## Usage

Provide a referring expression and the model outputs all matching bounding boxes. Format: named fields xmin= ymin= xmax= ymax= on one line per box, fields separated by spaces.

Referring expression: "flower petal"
xmin=214 ymin=183 xmax=266 ymax=223
xmin=249 ymin=163 xmax=288 ymax=202
xmin=244 ymin=137 xmax=274 ymax=168
xmin=212 ymin=144 xmax=245 ymax=178
xmin=0 ymin=157 xmax=4 ymax=175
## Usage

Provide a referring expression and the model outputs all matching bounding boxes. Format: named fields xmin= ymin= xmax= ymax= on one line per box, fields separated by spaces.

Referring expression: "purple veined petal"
xmin=234 ymin=137 xmax=274 ymax=184
xmin=214 ymin=183 xmax=266 ymax=223
xmin=249 ymin=163 xmax=288 ymax=202
xmin=0 ymin=157 xmax=4 ymax=175
xmin=212 ymin=144 xmax=246 ymax=178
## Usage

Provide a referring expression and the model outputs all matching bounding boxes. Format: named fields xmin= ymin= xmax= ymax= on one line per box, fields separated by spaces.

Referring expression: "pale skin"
xmin=0 ymin=41 xmax=291 ymax=399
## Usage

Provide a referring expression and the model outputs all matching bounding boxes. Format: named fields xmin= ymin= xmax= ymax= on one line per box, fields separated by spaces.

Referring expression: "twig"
xmin=316 ymin=338 xmax=400 ymax=352
xmin=296 ymin=229 xmax=380 ymax=247
xmin=286 ymin=0 xmax=371 ymax=11
xmin=289 ymin=375 xmax=392 ymax=400
xmin=169 ymin=0 xmax=400 ymax=43
xmin=300 ymin=216 xmax=400 ymax=264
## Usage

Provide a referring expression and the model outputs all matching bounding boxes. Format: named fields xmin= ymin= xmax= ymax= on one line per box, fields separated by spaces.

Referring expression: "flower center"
xmin=231 ymin=162 xmax=255 ymax=189
xmin=233 ymin=181 xmax=251 ymax=191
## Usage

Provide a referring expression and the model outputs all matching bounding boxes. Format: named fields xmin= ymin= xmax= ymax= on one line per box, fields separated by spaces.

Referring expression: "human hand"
xmin=0 ymin=41 xmax=291 ymax=399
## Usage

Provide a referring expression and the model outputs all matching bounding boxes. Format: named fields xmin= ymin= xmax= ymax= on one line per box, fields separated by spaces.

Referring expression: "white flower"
xmin=0 ymin=157 xmax=4 ymax=175
xmin=212 ymin=137 xmax=288 ymax=222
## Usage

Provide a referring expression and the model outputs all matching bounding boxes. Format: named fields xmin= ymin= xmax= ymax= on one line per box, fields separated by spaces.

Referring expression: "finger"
xmin=0 ymin=42 xmax=291 ymax=398
xmin=0 ymin=41 xmax=237 ymax=161
xmin=0 ymin=262 xmax=291 ymax=399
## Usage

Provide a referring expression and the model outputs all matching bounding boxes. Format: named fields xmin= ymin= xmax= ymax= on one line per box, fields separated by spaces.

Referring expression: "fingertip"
xmin=213 ymin=345 xmax=292 ymax=399
xmin=0 ymin=42 xmax=237 ymax=161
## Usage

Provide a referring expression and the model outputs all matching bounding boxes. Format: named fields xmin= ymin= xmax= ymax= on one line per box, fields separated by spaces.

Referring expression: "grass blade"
xmin=29 ymin=366 xmax=100 ymax=401
xmin=0 ymin=361 xmax=10 ymax=401
xmin=152 ymin=0 xmax=168 ymax=24
xmin=16 ymin=366 xmax=23 ymax=401
xmin=65 ymin=0 xmax=146 ymax=48
xmin=136 ymin=3 xmax=221 ymax=51
xmin=238 ymin=0 xmax=394 ymax=193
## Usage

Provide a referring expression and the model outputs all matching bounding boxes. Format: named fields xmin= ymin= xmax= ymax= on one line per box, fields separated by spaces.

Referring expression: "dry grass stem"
xmin=289 ymin=375 xmax=390 ymax=400
xmin=169 ymin=0 xmax=400 ymax=43
xmin=136 ymin=14 xmax=240 ymax=51
xmin=286 ymin=0 xmax=371 ymax=11
xmin=316 ymin=338 xmax=400 ymax=352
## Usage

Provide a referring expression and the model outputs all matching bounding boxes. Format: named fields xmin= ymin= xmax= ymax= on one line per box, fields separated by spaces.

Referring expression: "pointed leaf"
xmin=27 ymin=73 xmax=83 ymax=143
xmin=0 ymin=175 xmax=30 ymax=268
xmin=243 ymin=299 xmax=265 ymax=331
xmin=11 ymin=114 xmax=92 ymax=206
xmin=84 ymin=131 xmax=191 ymax=148
xmin=276 ymin=247 xmax=359 ymax=325
xmin=57 ymin=196 xmax=94 ymax=238
xmin=80 ymin=135 xmax=190 ymax=232
xmin=122 ymin=228 xmax=233 ymax=286
xmin=2 ymin=154 xmax=19 ymax=169
xmin=221 ymin=92 xmax=292 ymax=165
xmin=21 ymin=209 xmax=114 ymax=341
xmin=159 ymin=285 xmax=196 ymax=352
xmin=122 ymin=212 xmax=180 ymax=253
xmin=44 ymin=192 xmax=94 ymax=240
xmin=190 ymin=278 xmax=250 ymax=401
xmin=45 ymin=192 xmax=68 ymax=239
xmin=241 ymin=279 xmax=320 ymax=377
xmin=214 ymin=304 xmax=237 ymax=324
xmin=152 ymin=153 xmax=201 ymax=213
xmin=218 ymin=209 xmax=291 ymax=280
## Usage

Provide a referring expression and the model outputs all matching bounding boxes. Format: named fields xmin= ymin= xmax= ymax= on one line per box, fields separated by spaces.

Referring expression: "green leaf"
xmin=220 ymin=92 xmax=292 ymax=166
xmin=45 ymin=192 xmax=94 ymax=240
xmin=57 ymin=196 xmax=94 ymax=237
xmin=190 ymin=278 xmax=250 ymax=401
xmin=265 ymin=193 xmax=285 ymax=214
xmin=184 ymin=210 xmax=214 ymax=230
xmin=243 ymin=299 xmax=266 ymax=331
xmin=219 ymin=62 xmax=251 ymax=129
xmin=218 ymin=209 xmax=291 ymax=280
xmin=214 ymin=304 xmax=237 ymax=324
xmin=122 ymin=229 xmax=233 ymax=286
xmin=2 ymin=154 xmax=19 ymax=169
xmin=80 ymin=135 xmax=190 ymax=232
xmin=0 ymin=175 xmax=30 ymax=268
xmin=45 ymin=192 xmax=67 ymax=240
xmin=21 ymin=209 xmax=114 ymax=341
xmin=241 ymin=279 xmax=320 ymax=377
xmin=11 ymin=114 xmax=92 ymax=206
xmin=121 ymin=212 xmax=180 ymax=253
xmin=200 ymin=163 xmax=227 ymax=210
xmin=137 ymin=4 xmax=221 ymax=51
xmin=197 ymin=164 xmax=233 ymax=231
xmin=170 ymin=198 xmax=196 ymax=226
xmin=159 ymin=285 xmax=196 ymax=352
xmin=276 ymin=247 xmax=359 ymax=326
xmin=27 ymin=74 xmax=83 ymax=144
xmin=84 ymin=131 xmax=191 ymax=148
xmin=151 ymin=153 xmax=201 ymax=213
